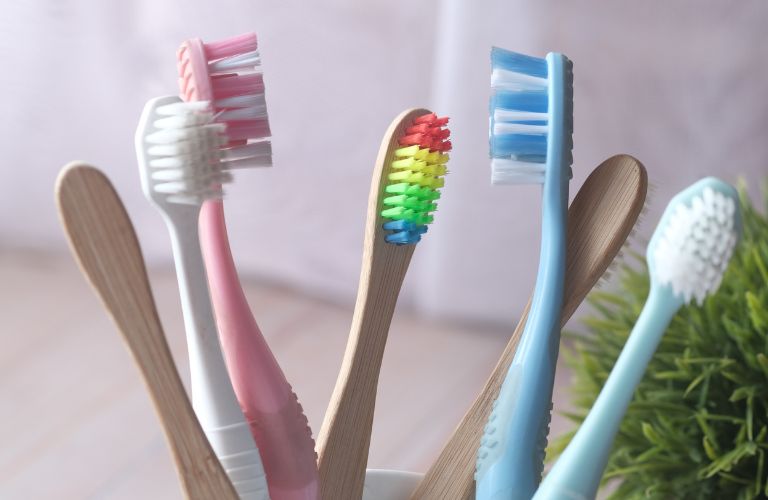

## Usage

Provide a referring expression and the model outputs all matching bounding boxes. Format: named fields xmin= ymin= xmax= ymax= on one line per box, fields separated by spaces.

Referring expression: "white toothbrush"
xmin=135 ymin=95 xmax=270 ymax=500
xmin=534 ymin=177 xmax=741 ymax=500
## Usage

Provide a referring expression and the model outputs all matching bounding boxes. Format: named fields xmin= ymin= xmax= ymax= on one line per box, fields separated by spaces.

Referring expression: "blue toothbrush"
xmin=534 ymin=177 xmax=741 ymax=500
xmin=475 ymin=47 xmax=574 ymax=500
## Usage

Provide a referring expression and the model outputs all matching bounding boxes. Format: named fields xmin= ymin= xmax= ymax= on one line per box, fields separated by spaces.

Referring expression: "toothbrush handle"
xmin=56 ymin=164 xmax=238 ymax=500
xmin=476 ymin=290 xmax=562 ymax=500
xmin=164 ymin=208 xmax=269 ymax=500
xmin=200 ymin=200 xmax=319 ymax=500
xmin=478 ymin=91 xmax=569 ymax=498
xmin=534 ymin=287 xmax=679 ymax=500
xmin=316 ymin=239 xmax=415 ymax=500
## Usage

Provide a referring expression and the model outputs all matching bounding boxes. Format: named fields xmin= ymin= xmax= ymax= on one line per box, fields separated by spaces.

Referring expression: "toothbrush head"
xmin=489 ymin=47 xmax=573 ymax=185
xmin=380 ymin=112 xmax=451 ymax=245
xmin=135 ymin=95 xmax=272 ymax=207
xmin=648 ymin=177 xmax=741 ymax=305
xmin=177 ymin=33 xmax=270 ymax=143
xmin=136 ymin=96 xmax=227 ymax=206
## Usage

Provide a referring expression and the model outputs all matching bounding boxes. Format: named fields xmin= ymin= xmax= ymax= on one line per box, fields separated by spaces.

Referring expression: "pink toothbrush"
xmin=177 ymin=33 xmax=320 ymax=500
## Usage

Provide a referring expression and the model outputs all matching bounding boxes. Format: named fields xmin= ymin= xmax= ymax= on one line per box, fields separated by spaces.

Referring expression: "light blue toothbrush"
xmin=534 ymin=177 xmax=741 ymax=500
xmin=475 ymin=47 xmax=573 ymax=500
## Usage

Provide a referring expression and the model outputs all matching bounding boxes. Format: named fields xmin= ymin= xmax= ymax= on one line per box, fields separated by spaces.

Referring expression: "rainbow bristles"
xmin=381 ymin=113 xmax=451 ymax=245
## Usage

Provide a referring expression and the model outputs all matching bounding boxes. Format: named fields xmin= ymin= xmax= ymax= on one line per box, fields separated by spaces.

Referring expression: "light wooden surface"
xmin=0 ymin=192 xmax=585 ymax=499
xmin=55 ymin=163 xmax=238 ymax=500
xmin=410 ymin=154 xmax=648 ymax=500
xmin=1 ymin=249 xmax=551 ymax=500
xmin=316 ymin=109 xmax=431 ymax=500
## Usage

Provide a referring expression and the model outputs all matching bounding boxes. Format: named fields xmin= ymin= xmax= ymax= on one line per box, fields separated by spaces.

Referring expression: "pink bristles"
xmin=203 ymin=33 xmax=258 ymax=61
xmin=224 ymin=121 xmax=272 ymax=143
xmin=177 ymin=33 xmax=270 ymax=143
xmin=211 ymin=74 xmax=266 ymax=100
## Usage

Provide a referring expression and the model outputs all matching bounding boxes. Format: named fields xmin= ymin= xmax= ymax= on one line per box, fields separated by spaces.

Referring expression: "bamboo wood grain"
xmin=316 ymin=109 xmax=430 ymax=500
xmin=410 ymin=154 xmax=648 ymax=500
xmin=55 ymin=163 xmax=238 ymax=500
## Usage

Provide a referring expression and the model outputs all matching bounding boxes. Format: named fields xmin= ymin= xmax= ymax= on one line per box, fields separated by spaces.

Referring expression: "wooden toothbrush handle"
xmin=55 ymin=163 xmax=238 ymax=500
xmin=317 ymin=238 xmax=415 ymax=500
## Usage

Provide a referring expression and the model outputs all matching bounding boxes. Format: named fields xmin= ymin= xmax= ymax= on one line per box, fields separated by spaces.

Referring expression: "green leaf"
xmin=746 ymin=291 xmax=768 ymax=331
xmin=700 ymin=442 xmax=758 ymax=478
xmin=552 ymin=189 xmax=768 ymax=499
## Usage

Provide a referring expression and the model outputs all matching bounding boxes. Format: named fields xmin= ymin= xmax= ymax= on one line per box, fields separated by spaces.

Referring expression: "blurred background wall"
xmin=1 ymin=0 xmax=766 ymax=327
xmin=1 ymin=1 xmax=767 ymax=497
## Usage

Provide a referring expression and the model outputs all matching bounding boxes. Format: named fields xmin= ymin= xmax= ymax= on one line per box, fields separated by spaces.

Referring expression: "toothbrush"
xmin=56 ymin=163 xmax=239 ymax=500
xmin=411 ymin=154 xmax=648 ymax=500
xmin=534 ymin=177 xmax=741 ymax=500
xmin=475 ymin=47 xmax=574 ymax=500
xmin=135 ymin=96 xmax=269 ymax=499
xmin=316 ymin=109 xmax=451 ymax=499
xmin=177 ymin=33 xmax=319 ymax=500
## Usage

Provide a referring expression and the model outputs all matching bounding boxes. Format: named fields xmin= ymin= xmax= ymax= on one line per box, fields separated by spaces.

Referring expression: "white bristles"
xmin=145 ymin=125 xmax=226 ymax=146
xmin=156 ymin=100 xmax=212 ymax=114
xmin=222 ymin=142 xmax=273 ymax=163
xmin=491 ymin=159 xmax=546 ymax=184
xmin=490 ymin=52 xmax=555 ymax=186
xmin=138 ymin=98 xmax=273 ymax=205
xmin=491 ymin=68 xmax=548 ymax=90
xmin=653 ymin=186 xmax=738 ymax=305
xmin=215 ymin=94 xmax=266 ymax=109
xmin=494 ymin=110 xmax=548 ymax=122
xmin=209 ymin=50 xmax=262 ymax=72
xmin=493 ymin=123 xmax=548 ymax=135
xmin=216 ymin=105 xmax=269 ymax=122
xmin=154 ymin=113 xmax=214 ymax=130
xmin=142 ymin=101 xmax=228 ymax=204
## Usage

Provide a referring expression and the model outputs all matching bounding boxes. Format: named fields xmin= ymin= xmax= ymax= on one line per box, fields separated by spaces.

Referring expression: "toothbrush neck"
xmin=570 ymin=285 xmax=680 ymax=465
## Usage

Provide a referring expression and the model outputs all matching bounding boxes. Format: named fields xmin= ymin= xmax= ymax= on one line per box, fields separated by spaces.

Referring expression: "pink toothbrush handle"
xmin=200 ymin=200 xmax=319 ymax=500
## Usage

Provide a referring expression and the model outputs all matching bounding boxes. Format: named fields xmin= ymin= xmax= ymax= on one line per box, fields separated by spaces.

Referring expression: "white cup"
xmin=362 ymin=469 xmax=424 ymax=500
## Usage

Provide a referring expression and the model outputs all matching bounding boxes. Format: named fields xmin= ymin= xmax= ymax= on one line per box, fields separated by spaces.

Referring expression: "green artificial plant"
xmin=548 ymin=185 xmax=768 ymax=499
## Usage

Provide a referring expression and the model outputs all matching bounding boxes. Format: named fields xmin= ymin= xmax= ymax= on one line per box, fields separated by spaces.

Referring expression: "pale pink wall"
xmin=1 ymin=0 xmax=766 ymax=326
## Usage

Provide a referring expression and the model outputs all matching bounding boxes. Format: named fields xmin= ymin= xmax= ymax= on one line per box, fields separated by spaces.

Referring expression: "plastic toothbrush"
xmin=177 ymin=34 xmax=319 ymax=500
xmin=534 ymin=177 xmax=741 ymax=500
xmin=475 ymin=47 xmax=574 ymax=500
xmin=136 ymin=96 xmax=269 ymax=499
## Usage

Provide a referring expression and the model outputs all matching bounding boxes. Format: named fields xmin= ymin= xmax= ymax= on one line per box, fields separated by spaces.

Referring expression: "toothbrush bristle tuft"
xmin=144 ymin=101 xmax=229 ymax=205
xmin=653 ymin=183 xmax=739 ymax=304
xmin=177 ymin=33 xmax=271 ymax=144
xmin=380 ymin=113 xmax=451 ymax=245
xmin=489 ymin=47 xmax=573 ymax=186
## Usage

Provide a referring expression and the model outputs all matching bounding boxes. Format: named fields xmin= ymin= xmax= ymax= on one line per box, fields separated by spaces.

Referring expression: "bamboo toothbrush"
xmin=55 ymin=163 xmax=239 ymax=500
xmin=316 ymin=108 xmax=451 ymax=499
xmin=411 ymin=154 xmax=648 ymax=500
xmin=534 ymin=177 xmax=740 ymax=500
xmin=136 ymin=96 xmax=269 ymax=499
xmin=176 ymin=33 xmax=319 ymax=500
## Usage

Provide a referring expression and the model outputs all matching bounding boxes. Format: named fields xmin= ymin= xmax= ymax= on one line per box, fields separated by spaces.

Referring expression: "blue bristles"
xmin=490 ymin=47 xmax=554 ymax=184
xmin=383 ymin=220 xmax=428 ymax=245
xmin=492 ymin=90 xmax=548 ymax=113
xmin=491 ymin=46 xmax=547 ymax=79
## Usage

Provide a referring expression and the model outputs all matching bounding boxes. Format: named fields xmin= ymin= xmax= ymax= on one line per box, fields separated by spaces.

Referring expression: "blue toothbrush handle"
xmin=534 ymin=286 xmax=681 ymax=500
xmin=476 ymin=297 xmax=562 ymax=500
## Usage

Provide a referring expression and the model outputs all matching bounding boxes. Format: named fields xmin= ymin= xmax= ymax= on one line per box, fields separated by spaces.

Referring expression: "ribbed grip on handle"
xmin=244 ymin=389 xmax=319 ymax=498
xmin=536 ymin=401 xmax=553 ymax=480
xmin=200 ymin=200 xmax=319 ymax=499
xmin=476 ymin=364 xmax=522 ymax=480
xmin=204 ymin=421 xmax=270 ymax=498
